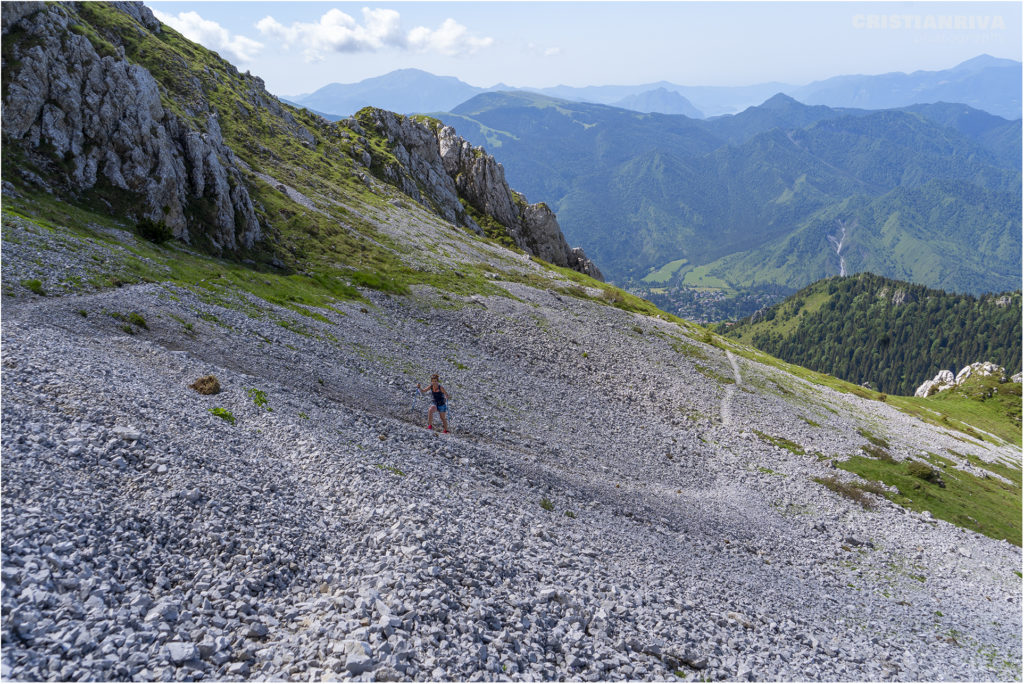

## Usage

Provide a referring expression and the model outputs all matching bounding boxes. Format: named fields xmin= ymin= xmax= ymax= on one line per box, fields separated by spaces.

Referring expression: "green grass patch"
xmin=641 ymin=257 xmax=688 ymax=284
xmin=679 ymin=263 xmax=732 ymax=290
xmin=948 ymin=450 xmax=1022 ymax=487
xmin=836 ymin=454 xmax=1021 ymax=546
xmin=540 ymin=497 xmax=554 ymax=512
xmin=753 ymin=430 xmax=806 ymax=455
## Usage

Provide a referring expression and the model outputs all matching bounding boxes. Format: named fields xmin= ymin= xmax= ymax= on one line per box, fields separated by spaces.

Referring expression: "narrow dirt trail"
xmin=721 ymin=350 xmax=743 ymax=427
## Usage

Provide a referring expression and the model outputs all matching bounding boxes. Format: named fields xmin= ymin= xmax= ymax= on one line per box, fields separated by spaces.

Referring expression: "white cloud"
xmin=256 ymin=8 xmax=492 ymax=61
xmin=524 ymin=42 xmax=565 ymax=58
xmin=526 ymin=42 xmax=563 ymax=58
xmin=152 ymin=9 xmax=263 ymax=63
xmin=408 ymin=18 xmax=494 ymax=57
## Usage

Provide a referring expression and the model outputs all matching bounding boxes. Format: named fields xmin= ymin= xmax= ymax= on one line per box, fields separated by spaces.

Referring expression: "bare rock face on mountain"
xmin=1 ymin=2 xmax=260 ymax=252
xmin=359 ymin=109 xmax=604 ymax=281
xmin=914 ymin=362 xmax=1008 ymax=397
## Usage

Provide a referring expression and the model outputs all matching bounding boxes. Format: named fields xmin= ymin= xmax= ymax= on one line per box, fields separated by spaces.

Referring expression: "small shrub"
xmin=861 ymin=443 xmax=894 ymax=462
xmin=246 ymin=387 xmax=272 ymax=411
xmin=633 ymin=326 xmax=644 ymax=335
xmin=136 ymin=217 xmax=174 ymax=244
xmin=601 ymin=288 xmax=626 ymax=307
xmin=564 ymin=510 xmax=576 ymax=519
xmin=540 ymin=497 xmax=554 ymax=511
xmin=128 ymin=312 xmax=148 ymax=329
xmin=22 ymin=279 xmax=45 ymax=296
xmin=858 ymin=428 xmax=890 ymax=449
xmin=907 ymin=461 xmax=942 ymax=484
xmin=190 ymin=375 xmax=221 ymax=395
xmin=298 ymin=411 xmax=309 ymax=420
xmin=76 ymin=308 xmax=88 ymax=317
xmin=120 ymin=323 xmax=134 ymax=334
xmin=209 ymin=407 xmax=235 ymax=424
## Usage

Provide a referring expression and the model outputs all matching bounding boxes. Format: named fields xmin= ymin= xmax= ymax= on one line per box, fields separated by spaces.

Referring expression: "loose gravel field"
xmin=2 ymin=213 xmax=1021 ymax=682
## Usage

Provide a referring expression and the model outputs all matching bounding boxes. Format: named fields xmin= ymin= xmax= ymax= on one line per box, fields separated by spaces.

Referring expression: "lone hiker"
xmin=417 ymin=374 xmax=450 ymax=433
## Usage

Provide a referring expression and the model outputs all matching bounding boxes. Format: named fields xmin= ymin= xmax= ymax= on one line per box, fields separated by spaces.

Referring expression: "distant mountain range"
xmin=428 ymin=91 xmax=1021 ymax=312
xmin=285 ymin=55 xmax=1022 ymax=120
xmin=790 ymin=55 xmax=1022 ymax=120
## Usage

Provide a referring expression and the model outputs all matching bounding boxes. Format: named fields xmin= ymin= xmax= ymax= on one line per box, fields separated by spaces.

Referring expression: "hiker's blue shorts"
xmin=433 ymin=403 xmax=447 ymax=413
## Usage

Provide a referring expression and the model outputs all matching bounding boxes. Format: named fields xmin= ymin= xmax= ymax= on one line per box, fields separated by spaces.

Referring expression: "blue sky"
xmin=144 ymin=1 xmax=1022 ymax=97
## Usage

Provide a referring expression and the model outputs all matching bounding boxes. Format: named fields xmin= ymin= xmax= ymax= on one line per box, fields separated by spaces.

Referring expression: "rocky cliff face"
xmin=355 ymin=109 xmax=603 ymax=281
xmin=1 ymin=2 xmax=260 ymax=252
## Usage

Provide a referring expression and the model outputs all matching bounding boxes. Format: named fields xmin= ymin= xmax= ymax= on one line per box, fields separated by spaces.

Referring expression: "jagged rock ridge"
xmin=1 ymin=1 xmax=602 ymax=281
xmin=354 ymin=109 xmax=603 ymax=281
xmin=1 ymin=2 xmax=260 ymax=252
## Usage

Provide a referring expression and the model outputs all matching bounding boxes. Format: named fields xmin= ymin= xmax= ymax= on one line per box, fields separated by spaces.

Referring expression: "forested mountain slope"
xmin=721 ymin=273 xmax=1022 ymax=396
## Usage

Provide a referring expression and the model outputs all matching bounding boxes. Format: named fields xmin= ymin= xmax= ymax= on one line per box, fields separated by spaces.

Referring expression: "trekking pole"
xmin=411 ymin=385 xmax=420 ymax=413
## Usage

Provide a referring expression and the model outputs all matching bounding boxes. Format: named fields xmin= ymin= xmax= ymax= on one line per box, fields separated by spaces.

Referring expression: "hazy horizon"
xmin=143 ymin=1 xmax=1022 ymax=99
xmin=280 ymin=54 xmax=1019 ymax=99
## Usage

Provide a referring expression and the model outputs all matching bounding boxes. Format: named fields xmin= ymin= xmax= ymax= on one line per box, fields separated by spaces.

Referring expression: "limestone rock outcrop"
xmin=357 ymin=109 xmax=604 ymax=281
xmin=914 ymin=362 xmax=1008 ymax=398
xmin=1 ymin=2 xmax=260 ymax=252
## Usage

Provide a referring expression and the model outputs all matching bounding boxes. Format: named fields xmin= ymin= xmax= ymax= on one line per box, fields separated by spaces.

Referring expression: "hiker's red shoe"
xmin=426 ymin=424 xmax=433 ymax=430
xmin=443 ymin=430 xmax=449 ymax=434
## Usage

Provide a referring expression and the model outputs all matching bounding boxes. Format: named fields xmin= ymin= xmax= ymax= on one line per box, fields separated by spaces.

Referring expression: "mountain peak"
xmin=952 ymin=54 xmax=1021 ymax=72
xmin=760 ymin=92 xmax=803 ymax=110
xmin=611 ymin=87 xmax=704 ymax=118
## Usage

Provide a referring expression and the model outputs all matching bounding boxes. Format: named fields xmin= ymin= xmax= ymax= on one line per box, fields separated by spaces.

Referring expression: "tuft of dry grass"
xmin=190 ymin=375 xmax=221 ymax=395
